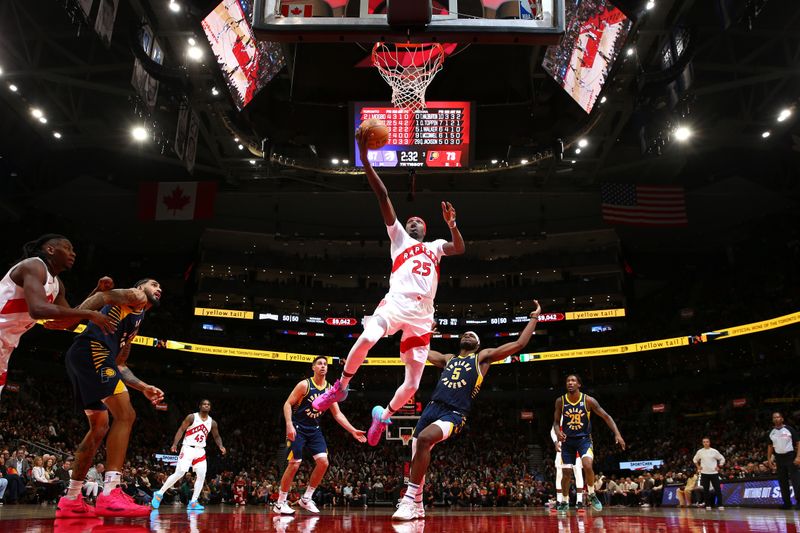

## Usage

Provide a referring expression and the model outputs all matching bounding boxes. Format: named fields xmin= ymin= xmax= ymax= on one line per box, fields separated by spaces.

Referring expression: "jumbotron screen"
xmin=352 ymin=102 xmax=474 ymax=169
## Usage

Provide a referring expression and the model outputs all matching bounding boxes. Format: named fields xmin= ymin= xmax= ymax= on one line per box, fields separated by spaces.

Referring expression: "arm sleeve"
xmin=692 ymin=451 xmax=700 ymax=464
xmin=717 ymin=451 xmax=725 ymax=466
xmin=386 ymin=219 xmax=406 ymax=242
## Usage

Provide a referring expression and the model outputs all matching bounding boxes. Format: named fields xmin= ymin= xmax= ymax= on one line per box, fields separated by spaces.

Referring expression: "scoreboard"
xmin=352 ymin=102 xmax=473 ymax=169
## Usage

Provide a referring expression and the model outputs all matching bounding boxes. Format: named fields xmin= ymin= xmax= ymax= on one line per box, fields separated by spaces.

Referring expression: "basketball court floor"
xmin=1 ymin=506 xmax=799 ymax=532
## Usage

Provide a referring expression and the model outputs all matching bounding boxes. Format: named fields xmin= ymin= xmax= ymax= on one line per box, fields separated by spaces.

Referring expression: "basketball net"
xmin=372 ymin=42 xmax=446 ymax=110
xmin=400 ymin=433 xmax=414 ymax=446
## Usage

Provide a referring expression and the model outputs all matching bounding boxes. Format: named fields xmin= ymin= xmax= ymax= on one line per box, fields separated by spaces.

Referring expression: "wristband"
xmin=448 ymin=222 xmax=457 ymax=229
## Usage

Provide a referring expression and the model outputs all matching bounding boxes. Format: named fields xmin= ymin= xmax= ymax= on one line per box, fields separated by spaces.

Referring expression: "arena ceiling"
xmin=0 ymin=0 xmax=798 ymax=251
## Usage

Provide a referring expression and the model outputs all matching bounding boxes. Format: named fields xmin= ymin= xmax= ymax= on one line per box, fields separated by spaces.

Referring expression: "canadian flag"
xmin=281 ymin=3 xmax=313 ymax=17
xmin=137 ymin=181 xmax=217 ymax=221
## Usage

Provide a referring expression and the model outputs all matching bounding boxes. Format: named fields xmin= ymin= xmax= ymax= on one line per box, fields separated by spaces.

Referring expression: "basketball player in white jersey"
xmin=151 ymin=399 xmax=225 ymax=511
xmin=313 ymin=133 xmax=465 ymax=446
xmin=550 ymin=427 xmax=585 ymax=511
xmin=0 ymin=234 xmax=114 ymax=397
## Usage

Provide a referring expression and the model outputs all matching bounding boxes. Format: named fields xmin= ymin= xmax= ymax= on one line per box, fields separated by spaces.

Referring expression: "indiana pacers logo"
xmin=441 ymin=359 xmax=471 ymax=389
xmin=564 ymin=406 xmax=585 ymax=431
xmin=304 ymin=391 xmax=325 ymax=419
xmin=100 ymin=367 xmax=117 ymax=383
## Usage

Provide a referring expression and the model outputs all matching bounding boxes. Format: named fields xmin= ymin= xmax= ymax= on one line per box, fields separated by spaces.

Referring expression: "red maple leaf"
xmin=163 ymin=186 xmax=191 ymax=215
xmin=290 ymin=6 xmax=302 ymax=15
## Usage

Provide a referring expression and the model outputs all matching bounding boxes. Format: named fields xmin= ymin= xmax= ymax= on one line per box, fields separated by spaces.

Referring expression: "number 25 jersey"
xmin=386 ymin=219 xmax=447 ymax=301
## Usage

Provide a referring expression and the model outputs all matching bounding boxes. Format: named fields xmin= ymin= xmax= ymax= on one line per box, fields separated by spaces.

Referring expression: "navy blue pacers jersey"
xmin=77 ymin=303 xmax=145 ymax=360
xmin=561 ymin=393 xmax=592 ymax=438
xmin=431 ymin=353 xmax=484 ymax=414
xmin=292 ymin=378 xmax=330 ymax=428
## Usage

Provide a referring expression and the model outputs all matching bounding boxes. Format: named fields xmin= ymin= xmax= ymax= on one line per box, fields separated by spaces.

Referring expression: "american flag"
xmin=601 ymin=183 xmax=687 ymax=226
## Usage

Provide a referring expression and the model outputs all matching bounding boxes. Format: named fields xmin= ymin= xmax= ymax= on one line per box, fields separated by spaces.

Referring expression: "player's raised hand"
xmin=95 ymin=276 xmax=114 ymax=292
xmin=350 ymin=429 xmax=367 ymax=443
xmin=441 ymin=201 xmax=456 ymax=228
xmin=356 ymin=127 xmax=369 ymax=157
xmin=530 ymin=300 xmax=541 ymax=318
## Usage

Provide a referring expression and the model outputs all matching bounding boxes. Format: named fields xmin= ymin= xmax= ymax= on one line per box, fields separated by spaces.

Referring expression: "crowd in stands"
xmin=1 ymin=345 xmax=797 ymax=510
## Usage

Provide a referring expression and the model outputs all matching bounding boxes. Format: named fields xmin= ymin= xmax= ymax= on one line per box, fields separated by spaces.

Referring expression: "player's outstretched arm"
xmin=441 ymin=202 xmax=465 ymax=256
xmin=43 ymin=277 xmax=115 ymax=331
xmin=77 ymin=288 xmax=147 ymax=311
xmin=427 ymin=349 xmax=451 ymax=368
xmin=587 ymin=396 xmax=625 ymax=450
xmin=13 ymin=261 xmax=114 ymax=334
xmin=553 ymin=396 xmax=566 ymax=442
xmin=358 ymin=130 xmax=397 ymax=226
xmin=211 ymin=420 xmax=226 ymax=455
xmin=477 ymin=301 xmax=541 ymax=365
xmin=283 ymin=380 xmax=307 ymax=442
xmin=171 ymin=414 xmax=194 ymax=452
xmin=329 ymin=403 xmax=367 ymax=443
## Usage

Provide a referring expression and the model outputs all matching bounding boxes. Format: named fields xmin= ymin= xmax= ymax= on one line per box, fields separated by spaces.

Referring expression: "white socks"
xmin=66 ymin=479 xmax=84 ymax=500
xmin=303 ymin=486 xmax=316 ymax=500
xmin=103 ymin=471 xmax=121 ymax=495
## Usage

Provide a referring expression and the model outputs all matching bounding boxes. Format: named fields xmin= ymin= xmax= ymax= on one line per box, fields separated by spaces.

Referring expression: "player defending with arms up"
xmin=0 ymin=234 xmax=114 ymax=398
xmin=393 ymin=301 xmax=541 ymax=521
xmin=553 ymin=374 xmax=625 ymax=513
xmin=274 ymin=356 xmax=366 ymax=515
xmin=313 ymin=131 xmax=466 ymax=447
xmin=56 ymin=279 xmax=164 ymax=518
xmin=151 ymin=399 xmax=226 ymax=511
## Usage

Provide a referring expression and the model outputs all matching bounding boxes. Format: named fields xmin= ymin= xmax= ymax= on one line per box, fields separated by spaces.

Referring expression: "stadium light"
xmin=0 ymin=66 xmax=3 ymax=76
xmin=491 ymin=159 xmax=498 ymax=164
xmin=38 ymin=117 xmax=47 ymax=124
xmin=761 ymin=131 xmax=771 ymax=139
xmin=575 ymin=148 xmax=581 ymax=154
xmin=331 ymin=158 xmax=340 ymax=165
xmin=53 ymin=131 xmax=62 ymax=139
xmin=249 ymin=159 xmax=256 ymax=165
xmin=8 ymin=84 xmax=18 ymax=92
xmin=131 ymin=126 xmax=148 ymax=141
xmin=188 ymin=37 xmax=196 ymax=46
xmin=626 ymin=47 xmax=635 ymax=57
xmin=211 ymin=87 xmax=219 ymax=96
xmin=187 ymin=46 xmax=203 ymax=61
xmin=600 ymin=96 xmax=607 ymax=104
xmin=646 ymin=0 xmax=656 ymax=10
xmin=521 ymin=159 xmax=528 ymax=164
xmin=168 ymin=1 xmax=181 ymax=13
xmin=578 ymin=138 xmax=588 ymax=148
xmin=238 ymin=144 xmax=244 ymax=150
xmin=777 ymin=108 xmax=792 ymax=122
xmin=30 ymin=108 xmax=44 ymax=119
xmin=674 ymin=126 xmax=692 ymax=142
xmin=342 ymin=159 xmax=350 ymax=164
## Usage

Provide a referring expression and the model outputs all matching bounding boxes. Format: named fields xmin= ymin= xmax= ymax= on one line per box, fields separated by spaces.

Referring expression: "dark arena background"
xmin=1 ymin=0 xmax=800 ymax=531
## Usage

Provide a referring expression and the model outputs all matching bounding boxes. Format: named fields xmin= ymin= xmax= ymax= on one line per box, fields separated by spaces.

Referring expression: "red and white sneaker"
xmin=311 ymin=379 xmax=348 ymax=412
xmin=95 ymin=488 xmax=151 ymax=517
xmin=56 ymin=493 xmax=97 ymax=518
xmin=367 ymin=405 xmax=392 ymax=446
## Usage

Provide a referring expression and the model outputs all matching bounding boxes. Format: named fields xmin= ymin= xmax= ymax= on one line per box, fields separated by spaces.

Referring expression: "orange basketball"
xmin=358 ymin=118 xmax=389 ymax=150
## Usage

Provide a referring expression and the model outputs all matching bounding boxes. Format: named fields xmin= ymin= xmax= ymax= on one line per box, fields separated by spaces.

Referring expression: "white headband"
xmin=463 ymin=331 xmax=480 ymax=346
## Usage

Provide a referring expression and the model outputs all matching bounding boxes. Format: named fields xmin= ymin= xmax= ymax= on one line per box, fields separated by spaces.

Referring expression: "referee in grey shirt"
xmin=693 ymin=437 xmax=725 ymax=509
xmin=767 ymin=411 xmax=800 ymax=510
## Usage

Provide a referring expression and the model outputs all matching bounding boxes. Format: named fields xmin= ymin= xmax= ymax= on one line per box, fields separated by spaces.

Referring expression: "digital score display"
xmin=352 ymin=102 xmax=473 ymax=169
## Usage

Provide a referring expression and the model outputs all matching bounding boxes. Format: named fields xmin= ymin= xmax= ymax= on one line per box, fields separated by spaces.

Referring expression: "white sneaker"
xmin=718 ymin=506 xmax=725 ymax=510
xmin=705 ymin=506 xmax=712 ymax=510
xmin=298 ymin=497 xmax=320 ymax=514
xmin=273 ymin=502 xmax=295 ymax=515
xmin=415 ymin=501 xmax=425 ymax=518
xmin=392 ymin=499 xmax=417 ymax=521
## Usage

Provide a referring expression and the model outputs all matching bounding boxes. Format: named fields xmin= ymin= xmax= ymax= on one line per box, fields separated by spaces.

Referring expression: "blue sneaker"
xmin=367 ymin=405 xmax=392 ymax=446
xmin=589 ymin=493 xmax=603 ymax=512
xmin=151 ymin=491 xmax=164 ymax=510
xmin=187 ymin=500 xmax=205 ymax=511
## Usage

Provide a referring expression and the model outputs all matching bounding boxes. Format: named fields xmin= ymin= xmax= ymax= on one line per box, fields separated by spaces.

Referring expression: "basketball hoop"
xmin=400 ymin=433 xmax=414 ymax=446
xmin=372 ymin=42 xmax=445 ymax=110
